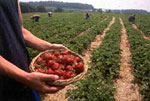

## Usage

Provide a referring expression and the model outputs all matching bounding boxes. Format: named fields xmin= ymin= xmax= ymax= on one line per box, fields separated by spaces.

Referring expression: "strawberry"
xmin=60 ymin=65 xmax=65 ymax=70
xmin=60 ymin=55 xmax=68 ymax=64
xmin=54 ymin=51 xmax=60 ymax=57
xmin=63 ymin=71 xmax=73 ymax=79
xmin=66 ymin=65 xmax=72 ymax=71
xmin=67 ymin=58 xmax=74 ymax=65
xmin=52 ymin=62 xmax=59 ymax=70
xmin=48 ymin=60 xmax=54 ymax=66
xmin=62 ymin=50 xmax=69 ymax=55
xmin=46 ymin=68 xmax=54 ymax=74
xmin=75 ymin=57 xmax=80 ymax=62
xmin=37 ymin=68 xmax=44 ymax=73
xmin=60 ymin=76 xmax=64 ymax=79
xmin=36 ymin=57 xmax=42 ymax=64
xmin=54 ymin=70 xmax=63 ymax=76
xmin=75 ymin=62 xmax=84 ymax=74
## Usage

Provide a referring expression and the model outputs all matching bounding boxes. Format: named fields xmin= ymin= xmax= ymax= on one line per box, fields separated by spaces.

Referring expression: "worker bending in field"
xmin=48 ymin=12 xmax=52 ymax=17
xmin=85 ymin=12 xmax=90 ymax=19
xmin=31 ymin=14 xmax=40 ymax=22
xmin=128 ymin=14 xmax=136 ymax=23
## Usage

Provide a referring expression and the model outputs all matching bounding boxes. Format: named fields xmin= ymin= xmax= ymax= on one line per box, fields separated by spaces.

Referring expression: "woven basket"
xmin=30 ymin=49 xmax=88 ymax=86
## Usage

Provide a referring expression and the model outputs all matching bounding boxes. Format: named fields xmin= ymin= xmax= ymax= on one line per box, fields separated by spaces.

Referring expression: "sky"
xmin=20 ymin=0 xmax=150 ymax=11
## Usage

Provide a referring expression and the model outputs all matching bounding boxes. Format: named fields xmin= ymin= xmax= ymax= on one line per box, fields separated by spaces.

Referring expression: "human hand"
xmin=50 ymin=44 xmax=68 ymax=50
xmin=25 ymin=72 xmax=65 ymax=94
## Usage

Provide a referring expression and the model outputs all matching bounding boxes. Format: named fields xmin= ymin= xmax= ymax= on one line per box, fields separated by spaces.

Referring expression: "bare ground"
xmin=42 ymin=17 xmax=115 ymax=101
xmin=132 ymin=24 xmax=150 ymax=40
xmin=114 ymin=18 xmax=141 ymax=101
xmin=82 ymin=17 xmax=115 ymax=64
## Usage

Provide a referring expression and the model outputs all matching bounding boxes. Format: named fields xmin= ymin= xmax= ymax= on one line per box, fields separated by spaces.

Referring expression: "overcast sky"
xmin=20 ymin=0 xmax=150 ymax=11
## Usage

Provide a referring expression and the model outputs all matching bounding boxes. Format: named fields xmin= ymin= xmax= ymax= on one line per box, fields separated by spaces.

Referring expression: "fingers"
xmin=40 ymin=86 xmax=65 ymax=94
xmin=52 ymin=44 xmax=68 ymax=50
xmin=41 ymin=74 xmax=59 ymax=82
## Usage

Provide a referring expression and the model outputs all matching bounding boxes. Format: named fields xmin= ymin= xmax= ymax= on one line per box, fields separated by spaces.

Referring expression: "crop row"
xmin=23 ymin=13 xmax=105 ymax=40
xmin=122 ymin=16 xmax=150 ymax=101
xmin=67 ymin=17 xmax=122 ymax=101
xmin=135 ymin=14 xmax=150 ymax=36
xmin=24 ymin=13 xmax=106 ymax=58
xmin=46 ymin=15 xmax=106 ymax=44
xmin=66 ymin=16 xmax=112 ymax=54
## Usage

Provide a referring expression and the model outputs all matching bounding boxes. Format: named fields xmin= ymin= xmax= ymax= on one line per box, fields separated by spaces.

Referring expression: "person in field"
xmin=128 ymin=14 xmax=136 ymax=23
xmin=85 ymin=12 xmax=90 ymax=19
xmin=31 ymin=14 xmax=40 ymax=22
xmin=48 ymin=12 xmax=52 ymax=17
xmin=0 ymin=0 xmax=67 ymax=101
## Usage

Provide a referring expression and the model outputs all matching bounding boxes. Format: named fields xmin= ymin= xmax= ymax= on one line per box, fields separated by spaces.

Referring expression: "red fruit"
xmin=66 ymin=65 xmax=71 ymax=71
xmin=37 ymin=68 xmax=44 ymax=73
xmin=72 ymin=65 xmax=76 ymax=69
xmin=77 ymin=62 xmax=84 ymax=68
xmin=63 ymin=71 xmax=73 ymax=79
xmin=60 ymin=76 xmax=64 ymax=79
xmin=52 ymin=55 xmax=57 ymax=60
xmin=48 ymin=60 xmax=54 ymax=66
xmin=60 ymin=55 xmax=68 ymax=63
xmin=60 ymin=65 xmax=65 ymax=70
xmin=42 ymin=60 xmax=47 ymax=67
xmin=36 ymin=57 xmax=42 ymax=63
xmin=46 ymin=68 xmax=54 ymax=74
xmin=67 ymin=58 xmax=74 ymax=65
xmin=75 ymin=62 xmax=84 ymax=74
xmin=54 ymin=52 xmax=60 ymax=57
xmin=69 ymin=72 xmax=74 ymax=78
xmin=52 ymin=62 xmax=59 ymax=70
xmin=42 ymin=53 xmax=55 ymax=60
xmin=54 ymin=70 xmax=63 ymax=76
xmin=42 ymin=53 xmax=49 ymax=60
xmin=62 ymin=50 xmax=69 ymax=55
xmin=75 ymin=57 xmax=80 ymax=62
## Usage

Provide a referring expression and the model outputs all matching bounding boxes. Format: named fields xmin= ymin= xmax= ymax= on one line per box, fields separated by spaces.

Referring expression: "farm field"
xmin=23 ymin=12 xmax=150 ymax=101
xmin=136 ymin=14 xmax=150 ymax=36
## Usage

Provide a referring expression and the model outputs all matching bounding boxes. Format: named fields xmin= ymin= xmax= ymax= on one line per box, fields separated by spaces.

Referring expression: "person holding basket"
xmin=0 ymin=0 xmax=67 ymax=101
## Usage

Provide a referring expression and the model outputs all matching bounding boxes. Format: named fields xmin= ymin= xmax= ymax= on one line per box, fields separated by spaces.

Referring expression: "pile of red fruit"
xmin=34 ymin=50 xmax=85 ymax=80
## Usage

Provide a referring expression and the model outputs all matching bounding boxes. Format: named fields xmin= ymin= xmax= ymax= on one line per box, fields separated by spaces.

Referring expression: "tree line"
xmin=27 ymin=1 xmax=94 ymax=10
xmin=20 ymin=3 xmax=46 ymax=13
xmin=20 ymin=1 xmax=94 ymax=13
xmin=20 ymin=3 xmax=65 ymax=13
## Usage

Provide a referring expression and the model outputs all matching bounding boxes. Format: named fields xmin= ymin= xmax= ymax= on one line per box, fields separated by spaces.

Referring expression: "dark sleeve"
xmin=15 ymin=0 xmax=19 ymax=15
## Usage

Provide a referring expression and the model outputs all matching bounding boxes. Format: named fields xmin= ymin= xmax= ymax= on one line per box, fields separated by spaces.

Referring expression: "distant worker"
xmin=128 ymin=14 xmax=136 ymax=23
xmin=85 ymin=12 xmax=90 ymax=19
xmin=31 ymin=14 xmax=40 ymax=22
xmin=48 ymin=12 xmax=52 ymax=17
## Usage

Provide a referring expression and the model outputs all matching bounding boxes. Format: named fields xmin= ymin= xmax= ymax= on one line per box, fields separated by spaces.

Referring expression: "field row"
xmin=122 ymin=16 xmax=150 ymax=101
xmin=22 ymin=13 xmax=150 ymax=101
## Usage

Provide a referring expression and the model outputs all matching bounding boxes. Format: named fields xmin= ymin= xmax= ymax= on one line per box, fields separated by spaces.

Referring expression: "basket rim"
xmin=29 ymin=49 xmax=88 ymax=86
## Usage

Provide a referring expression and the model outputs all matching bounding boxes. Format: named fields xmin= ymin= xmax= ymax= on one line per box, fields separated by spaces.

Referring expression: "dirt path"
xmin=114 ymin=18 xmax=141 ymax=101
xmin=42 ymin=17 xmax=115 ymax=101
xmin=132 ymin=24 xmax=150 ymax=40
xmin=82 ymin=17 xmax=115 ymax=64
xmin=79 ymin=16 xmax=108 ymax=36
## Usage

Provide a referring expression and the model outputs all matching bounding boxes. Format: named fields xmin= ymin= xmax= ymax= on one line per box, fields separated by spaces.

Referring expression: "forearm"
xmin=22 ymin=27 xmax=67 ymax=51
xmin=22 ymin=27 xmax=54 ymax=51
xmin=0 ymin=56 xmax=29 ymax=84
